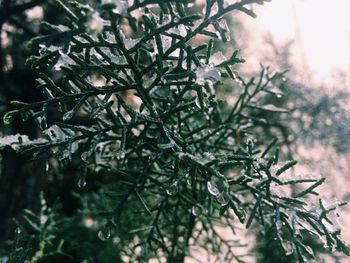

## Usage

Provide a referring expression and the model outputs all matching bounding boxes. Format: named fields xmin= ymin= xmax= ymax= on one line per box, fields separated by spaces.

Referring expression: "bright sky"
xmin=240 ymin=0 xmax=350 ymax=88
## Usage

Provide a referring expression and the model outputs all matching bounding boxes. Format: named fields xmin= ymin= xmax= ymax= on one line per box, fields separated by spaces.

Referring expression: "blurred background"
xmin=237 ymin=1 xmax=350 ymax=261
xmin=1 ymin=0 xmax=350 ymax=262
xmin=239 ymin=0 xmax=350 ymax=242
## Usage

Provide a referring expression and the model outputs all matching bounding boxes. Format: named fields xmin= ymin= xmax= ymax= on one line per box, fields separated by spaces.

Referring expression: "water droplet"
xmin=3 ymin=112 xmax=14 ymax=125
xmin=158 ymin=140 xmax=175 ymax=150
xmin=207 ymin=181 xmax=219 ymax=196
xmin=116 ymin=150 xmax=125 ymax=160
xmin=195 ymin=65 xmax=221 ymax=86
xmin=15 ymin=227 xmax=22 ymax=235
xmin=40 ymin=215 xmax=48 ymax=225
xmin=261 ymin=104 xmax=288 ymax=113
xmin=281 ymin=240 xmax=294 ymax=256
xmin=216 ymin=192 xmax=230 ymax=206
xmin=81 ymin=151 xmax=90 ymax=162
xmin=78 ymin=176 xmax=86 ymax=188
xmin=207 ymin=178 xmax=229 ymax=197
xmin=98 ymin=225 xmax=112 ymax=241
xmin=185 ymin=174 xmax=193 ymax=186
xmin=63 ymin=110 xmax=74 ymax=121
xmin=166 ymin=182 xmax=178 ymax=196
xmin=45 ymin=162 xmax=49 ymax=172
xmin=232 ymin=71 xmax=238 ymax=80
xmin=195 ymin=96 xmax=201 ymax=109
xmin=227 ymin=137 xmax=235 ymax=146
xmin=37 ymin=116 xmax=47 ymax=130
xmin=191 ymin=206 xmax=202 ymax=216
xmin=20 ymin=111 xmax=29 ymax=122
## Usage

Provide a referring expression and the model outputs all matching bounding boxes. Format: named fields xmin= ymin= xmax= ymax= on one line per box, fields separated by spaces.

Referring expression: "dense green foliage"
xmin=1 ymin=0 xmax=349 ymax=262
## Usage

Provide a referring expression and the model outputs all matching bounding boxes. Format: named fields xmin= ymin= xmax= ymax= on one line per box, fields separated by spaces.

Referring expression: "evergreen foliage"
xmin=1 ymin=0 xmax=349 ymax=262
